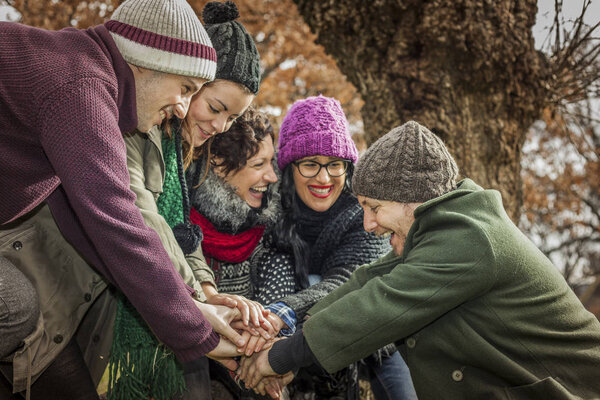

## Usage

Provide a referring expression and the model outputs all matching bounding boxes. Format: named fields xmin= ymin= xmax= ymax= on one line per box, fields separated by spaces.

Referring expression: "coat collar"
xmin=414 ymin=179 xmax=484 ymax=217
xmin=142 ymin=126 xmax=165 ymax=194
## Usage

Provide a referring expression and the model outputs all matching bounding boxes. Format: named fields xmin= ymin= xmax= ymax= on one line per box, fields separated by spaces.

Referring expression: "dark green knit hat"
xmin=202 ymin=1 xmax=261 ymax=94
xmin=352 ymin=121 xmax=459 ymax=203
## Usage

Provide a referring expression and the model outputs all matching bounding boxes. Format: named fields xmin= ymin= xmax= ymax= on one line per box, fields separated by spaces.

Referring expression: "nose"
xmin=210 ymin=115 xmax=229 ymax=134
xmin=363 ymin=210 xmax=378 ymax=233
xmin=314 ymin=166 xmax=331 ymax=184
xmin=173 ymin=95 xmax=191 ymax=119
xmin=264 ymin=164 xmax=278 ymax=183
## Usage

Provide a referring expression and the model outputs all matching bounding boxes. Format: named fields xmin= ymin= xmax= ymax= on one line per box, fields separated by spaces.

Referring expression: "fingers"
xmin=248 ymin=301 xmax=261 ymax=328
xmin=238 ymin=298 xmax=267 ymax=328
xmin=254 ymin=380 xmax=267 ymax=396
xmin=209 ymin=294 xmax=238 ymax=308
xmin=244 ymin=334 xmax=261 ymax=356
xmin=265 ymin=378 xmax=283 ymax=400
xmin=206 ymin=338 xmax=240 ymax=371
xmin=235 ymin=298 xmax=251 ymax=326
xmin=254 ymin=336 xmax=269 ymax=353
xmin=218 ymin=357 xmax=239 ymax=371
xmin=231 ymin=320 xmax=259 ymax=336
xmin=238 ymin=349 xmax=273 ymax=388
xmin=281 ymin=371 xmax=294 ymax=386
xmin=218 ymin=324 xmax=246 ymax=348
xmin=237 ymin=330 xmax=252 ymax=354
xmin=259 ymin=317 xmax=276 ymax=337
xmin=238 ymin=354 xmax=251 ymax=382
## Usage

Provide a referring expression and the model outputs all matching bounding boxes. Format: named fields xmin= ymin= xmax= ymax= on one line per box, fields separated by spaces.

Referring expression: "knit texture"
xmin=190 ymin=208 xmax=265 ymax=263
xmin=170 ymin=125 xmax=203 ymax=255
xmin=353 ymin=121 xmax=459 ymax=203
xmin=278 ymin=192 xmax=390 ymax=320
xmin=108 ymin=131 xmax=194 ymax=400
xmin=277 ymin=95 xmax=358 ymax=171
xmin=106 ymin=0 xmax=216 ymax=79
xmin=0 ymin=23 xmax=218 ymax=362
xmin=188 ymin=162 xmax=296 ymax=304
xmin=157 ymin=136 xmax=184 ymax=226
xmin=202 ymin=1 xmax=261 ymax=94
xmin=108 ymin=298 xmax=184 ymax=400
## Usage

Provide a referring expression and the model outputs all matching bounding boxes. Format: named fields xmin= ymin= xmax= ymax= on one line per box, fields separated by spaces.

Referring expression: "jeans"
xmin=368 ymin=351 xmax=418 ymax=400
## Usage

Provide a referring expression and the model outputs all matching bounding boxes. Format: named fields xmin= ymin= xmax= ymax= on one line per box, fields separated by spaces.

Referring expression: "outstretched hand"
xmin=253 ymin=372 xmax=294 ymax=400
xmin=238 ymin=346 xmax=278 ymax=388
xmin=194 ymin=300 xmax=247 ymax=348
xmin=207 ymin=336 xmax=240 ymax=371
xmin=206 ymin=291 xmax=271 ymax=329
xmin=232 ymin=313 xmax=286 ymax=356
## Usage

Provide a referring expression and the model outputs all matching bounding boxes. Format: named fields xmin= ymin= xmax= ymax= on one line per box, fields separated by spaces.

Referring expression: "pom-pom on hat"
xmin=277 ymin=95 xmax=359 ymax=171
xmin=105 ymin=0 xmax=217 ymax=80
xmin=202 ymin=1 xmax=261 ymax=94
xmin=352 ymin=121 xmax=459 ymax=203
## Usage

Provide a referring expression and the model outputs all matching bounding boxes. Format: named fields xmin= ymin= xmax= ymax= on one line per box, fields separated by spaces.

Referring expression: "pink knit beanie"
xmin=277 ymin=95 xmax=359 ymax=171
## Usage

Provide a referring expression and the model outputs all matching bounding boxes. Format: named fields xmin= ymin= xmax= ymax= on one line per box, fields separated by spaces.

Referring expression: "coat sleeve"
xmin=306 ymin=250 xmax=399 ymax=316
xmin=279 ymin=217 xmax=390 ymax=320
xmin=40 ymin=79 xmax=219 ymax=362
xmin=124 ymin=130 xmax=215 ymax=300
xmin=303 ymin=213 xmax=496 ymax=373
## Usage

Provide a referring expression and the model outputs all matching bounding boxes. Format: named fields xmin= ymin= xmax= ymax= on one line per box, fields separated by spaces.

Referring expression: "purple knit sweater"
xmin=0 ymin=22 xmax=219 ymax=361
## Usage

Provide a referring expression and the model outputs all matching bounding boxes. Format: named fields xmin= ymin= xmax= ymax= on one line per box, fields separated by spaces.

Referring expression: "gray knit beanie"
xmin=352 ymin=121 xmax=459 ymax=203
xmin=106 ymin=0 xmax=216 ymax=80
xmin=202 ymin=1 xmax=261 ymax=94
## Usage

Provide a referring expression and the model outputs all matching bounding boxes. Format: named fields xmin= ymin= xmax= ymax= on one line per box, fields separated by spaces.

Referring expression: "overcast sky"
xmin=534 ymin=0 xmax=600 ymax=49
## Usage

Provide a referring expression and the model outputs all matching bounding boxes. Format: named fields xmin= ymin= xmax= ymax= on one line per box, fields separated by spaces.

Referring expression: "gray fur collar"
xmin=188 ymin=161 xmax=281 ymax=234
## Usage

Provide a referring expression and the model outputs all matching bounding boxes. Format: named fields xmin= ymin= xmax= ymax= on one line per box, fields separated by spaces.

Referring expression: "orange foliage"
xmin=521 ymin=105 xmax=600 ymax=284
xmin=9 ymin=0 xmax=363 ymax=135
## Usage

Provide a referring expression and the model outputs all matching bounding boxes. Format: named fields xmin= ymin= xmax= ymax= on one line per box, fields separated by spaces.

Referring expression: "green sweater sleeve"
xmin=303 ymin=210 xmax=496 ymax=373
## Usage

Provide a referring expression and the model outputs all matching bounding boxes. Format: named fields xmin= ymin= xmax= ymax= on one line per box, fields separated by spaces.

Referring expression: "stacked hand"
xmin=195 ymin=291 xmax=294 ymax=398
xmin=237 ymin=344 xmax=293 ymax=399
xmin=232 ymin=313 xmax=287 ymax=356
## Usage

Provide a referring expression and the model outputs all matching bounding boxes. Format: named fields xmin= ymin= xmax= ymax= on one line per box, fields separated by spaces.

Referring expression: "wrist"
xmin=202 ymin=282 xmax=218 ymax=300
xmin=274 ymin=315 xmax=288 ymax=331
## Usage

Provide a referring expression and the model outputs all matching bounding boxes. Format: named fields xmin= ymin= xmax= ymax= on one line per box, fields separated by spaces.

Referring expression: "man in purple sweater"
xmin=0 ymin=0 xmax=246 ymax=397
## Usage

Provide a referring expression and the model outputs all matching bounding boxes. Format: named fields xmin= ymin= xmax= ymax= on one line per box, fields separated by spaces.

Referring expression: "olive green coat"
xmin=123 ymin=126 xmax=215 ymax=293
xmin=305 ymin=179 xmax=600 ymax=400
xmin=0 ymin=126 xmax=214 ymax=393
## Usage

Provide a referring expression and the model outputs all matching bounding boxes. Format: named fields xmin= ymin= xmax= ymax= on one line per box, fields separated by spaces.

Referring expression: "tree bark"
xmin=292 ymin=0 xmax=549 ymax=219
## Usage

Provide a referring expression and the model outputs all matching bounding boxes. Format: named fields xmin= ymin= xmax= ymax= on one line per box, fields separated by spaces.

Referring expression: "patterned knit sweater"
xmin=0 ymin=23 xmax=218 ymax=361
xmin=188 ymin=162 xmax=297 ymax=304
xmin=279 ymin=192 xmax=391 ymax=320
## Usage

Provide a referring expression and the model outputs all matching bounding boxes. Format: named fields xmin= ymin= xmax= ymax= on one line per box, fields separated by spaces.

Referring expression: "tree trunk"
xmin=292 ymin=0 xmax=548 ymax=219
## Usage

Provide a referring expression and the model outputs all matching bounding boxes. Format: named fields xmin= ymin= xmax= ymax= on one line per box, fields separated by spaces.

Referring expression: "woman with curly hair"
xmin=187 ymin=108 xmax=297 ymax=399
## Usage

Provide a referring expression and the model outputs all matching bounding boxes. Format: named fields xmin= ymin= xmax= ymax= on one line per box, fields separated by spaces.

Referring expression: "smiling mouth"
xmin=197 ymin=126 xmax=214 ymax=140
xmin=159 ymin=108 xmax=172 ymax=123
xmin=250 ymin=186 xmax=267 ymax=196
xmin=308 ymin=185 xmax=333 ymax=198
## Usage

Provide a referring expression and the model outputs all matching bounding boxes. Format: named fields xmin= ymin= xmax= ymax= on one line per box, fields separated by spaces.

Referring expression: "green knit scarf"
xmin=107 ymin=132 xmax=186 ymax=400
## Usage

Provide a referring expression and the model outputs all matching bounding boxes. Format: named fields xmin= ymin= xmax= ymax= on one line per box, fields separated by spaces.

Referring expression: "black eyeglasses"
xmin=292 ymin=159 xmax=350 ymax=178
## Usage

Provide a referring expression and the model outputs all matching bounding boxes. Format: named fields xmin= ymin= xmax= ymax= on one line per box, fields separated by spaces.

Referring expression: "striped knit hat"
xmin=277 ymin=95 xmax=359 ymax=171
xmin=106 ymin=0 xmax=217 ymax=80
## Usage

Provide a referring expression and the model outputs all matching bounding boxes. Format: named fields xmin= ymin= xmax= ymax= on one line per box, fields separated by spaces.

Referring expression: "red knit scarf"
xmin=190 ymin=207 xmax=265 ymax=263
